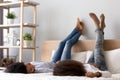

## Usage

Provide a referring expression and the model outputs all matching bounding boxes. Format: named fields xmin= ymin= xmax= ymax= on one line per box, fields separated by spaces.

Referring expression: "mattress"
xmin=0 ymin=70 xmax=120 ymax=80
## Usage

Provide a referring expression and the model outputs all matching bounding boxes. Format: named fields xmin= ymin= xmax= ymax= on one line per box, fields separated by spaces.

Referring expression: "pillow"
xmin=71 ymin=51 xmax=87 ymax=63
xmin=104 ymin=48 xmax=120 ymax=74
xmin=85 ymin=51 xmax=93 ymax=63
xmin=51 ymin=50 xmax=87 ymax=63
xmin=50 ymin=50 xmax=56 ymax=61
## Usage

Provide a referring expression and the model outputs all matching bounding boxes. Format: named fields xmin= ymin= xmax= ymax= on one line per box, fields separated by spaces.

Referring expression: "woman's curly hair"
xmin=53 ymin=60 xmax=86 ymax=76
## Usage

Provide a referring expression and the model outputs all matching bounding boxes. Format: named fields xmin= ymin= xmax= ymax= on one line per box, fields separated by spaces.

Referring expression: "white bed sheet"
xmin=0 ymin=70 xmax=120 ymax=80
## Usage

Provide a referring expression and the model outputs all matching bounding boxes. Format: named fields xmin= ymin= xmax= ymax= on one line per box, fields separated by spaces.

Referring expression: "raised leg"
xmin=88 ymin=13 xmax=107 ymax=71
xmin=60 ymin=32 xmax=81 ymax=60
xmin=51 ymin=18 xmax=83 ymax=63
xmin=51 ymin=28 xmax=80 ymax=63
xmin=94 ymin=29 xmax=107 ymax=71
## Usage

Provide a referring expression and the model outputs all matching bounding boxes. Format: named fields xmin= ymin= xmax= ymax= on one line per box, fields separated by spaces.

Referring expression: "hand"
xmin=85 ymin=72 xmax=96 ymax=78
xmin=85 ymin=72 xmax=102 ymax=78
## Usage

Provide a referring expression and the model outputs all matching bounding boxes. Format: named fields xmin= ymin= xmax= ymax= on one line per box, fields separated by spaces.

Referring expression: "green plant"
xmin=23 ymin=33 xmax=32 ymax=40
xmin=6 ymin=12 xmax=16 ymax=19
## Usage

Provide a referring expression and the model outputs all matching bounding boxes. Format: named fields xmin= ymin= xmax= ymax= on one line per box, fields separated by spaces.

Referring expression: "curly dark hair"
xmin=4 ymin=62 xmax=27 ymax=73
xmin=53 ymin=60 xmax=86 ymax=76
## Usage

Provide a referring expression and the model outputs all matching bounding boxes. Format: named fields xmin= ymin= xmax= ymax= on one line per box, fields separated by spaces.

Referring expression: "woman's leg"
xmin=61 ymin=32 xmax=81 ymax=60
xmin=88 ymin=13 xmax=107 ymax=71
xmin=51 ymin=18 xmax=83 ymax=63
xmin=51 ymin=28 xmax=79 ymax=63
xmin=94 ymin=28 xmax=107 ymax=71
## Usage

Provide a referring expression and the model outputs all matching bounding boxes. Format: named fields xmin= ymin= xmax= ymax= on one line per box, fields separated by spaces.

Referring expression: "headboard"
xmin=41 ymin=40 xmax=120 ymax=62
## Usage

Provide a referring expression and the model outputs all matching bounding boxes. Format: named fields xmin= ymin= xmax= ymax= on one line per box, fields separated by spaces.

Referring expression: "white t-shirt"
xmin=84 ymin=64 xmax=112 ymax=78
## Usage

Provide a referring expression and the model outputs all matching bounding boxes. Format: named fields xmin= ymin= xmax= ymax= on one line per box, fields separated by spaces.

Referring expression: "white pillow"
xmin=71 ymin=51 xmax=87 ymax=63
xmin=50 ymin=50 xmax=56 ymax=60
xmin=85 ymin=51 xmax=93 ymax=63
xmin=104 ymin=48 xmax=120 ymax=74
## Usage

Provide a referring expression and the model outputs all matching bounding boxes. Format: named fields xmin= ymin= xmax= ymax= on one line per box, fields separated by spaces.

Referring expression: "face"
xmin=25 ymin=63 xmax=35 ymax=73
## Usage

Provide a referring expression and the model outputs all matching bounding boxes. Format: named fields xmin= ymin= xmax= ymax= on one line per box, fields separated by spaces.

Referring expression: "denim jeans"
xmin=51 ymin=28 xmax=81 ymax=63
xmin=87 ymin=28 xmax=107 ymax=71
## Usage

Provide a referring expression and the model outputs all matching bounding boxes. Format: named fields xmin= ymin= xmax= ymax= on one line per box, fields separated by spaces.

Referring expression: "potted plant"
xmin=23 ymin=33 xmax=32 ymax=47
xmin=6 ymin=12 xmax=16 ymax=24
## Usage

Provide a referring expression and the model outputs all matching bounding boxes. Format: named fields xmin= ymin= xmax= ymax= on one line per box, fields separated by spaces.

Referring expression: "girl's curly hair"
xmin=53 ymin=60 xmax=86 ymax=76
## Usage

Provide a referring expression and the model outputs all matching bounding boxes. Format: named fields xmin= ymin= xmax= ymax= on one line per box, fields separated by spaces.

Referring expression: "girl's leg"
xmin=88 ymin=29 xmax=107 ymax=71
xmin=93 ymin=28 xmax=107 ymax=71
xmin=51 ymin=28 xmax=80 ymax=63
xmin=51 ymin=18 xmax=83 ymax=63
xmin=61 ymin=32 xmax=81 ymax=60
xmin=88 ymin=13 xmax=107 ymax=71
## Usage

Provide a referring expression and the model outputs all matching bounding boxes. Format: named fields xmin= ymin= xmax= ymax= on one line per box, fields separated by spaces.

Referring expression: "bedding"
xmin=0 ymin=70 xmax=120 ymax=80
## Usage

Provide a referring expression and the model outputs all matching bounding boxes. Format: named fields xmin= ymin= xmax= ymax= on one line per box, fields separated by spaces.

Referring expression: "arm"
xmin=85 ymin=72 xmax=102 ymax=78
xmin=85 ymin=71 xmax=112 ymax=78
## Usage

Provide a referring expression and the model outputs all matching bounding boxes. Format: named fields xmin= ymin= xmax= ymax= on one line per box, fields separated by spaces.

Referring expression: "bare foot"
xmin=89 ymin=13 xmax=100 ymax=28
xmin=76 ymin=18 xmax=83 ymax=33
xmin=100 ymin=13 xmax=106 ymax=30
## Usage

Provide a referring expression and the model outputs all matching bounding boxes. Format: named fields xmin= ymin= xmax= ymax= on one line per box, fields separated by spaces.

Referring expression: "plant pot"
xmin=23 ymin=40 xmax=31 ymax=48
xmin=7 ymin=19 xmax=14 ymax=24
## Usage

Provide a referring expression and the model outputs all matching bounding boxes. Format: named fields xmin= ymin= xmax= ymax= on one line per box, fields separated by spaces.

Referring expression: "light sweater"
xmin=84 ymin=64 xmax=112 ymax=78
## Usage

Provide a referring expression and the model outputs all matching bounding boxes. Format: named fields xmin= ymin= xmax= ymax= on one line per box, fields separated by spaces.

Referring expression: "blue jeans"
xmin=88 ymin=28 xmax=107 ymax=71
xmin=51 ymin=28 xmax=81 ymax=63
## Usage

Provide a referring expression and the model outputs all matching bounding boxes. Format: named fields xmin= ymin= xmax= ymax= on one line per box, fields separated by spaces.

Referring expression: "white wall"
xmin=36 ymin=0 xmax=120 ymax=61
xmin=4 ymin=0 xmax=120 ymax=62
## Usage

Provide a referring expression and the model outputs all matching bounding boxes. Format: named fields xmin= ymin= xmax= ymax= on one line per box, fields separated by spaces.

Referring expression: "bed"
xmin=0 ymin=40 xmax=120 ymax=80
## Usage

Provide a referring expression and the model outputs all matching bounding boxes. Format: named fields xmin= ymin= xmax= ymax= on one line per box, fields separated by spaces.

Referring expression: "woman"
xmin=5 ymin=13 xmax=111 ymax=78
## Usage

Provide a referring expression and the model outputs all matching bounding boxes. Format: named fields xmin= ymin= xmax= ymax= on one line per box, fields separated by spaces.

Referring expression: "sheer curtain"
xmin=0 ymin=0 xmax=3 ymax=62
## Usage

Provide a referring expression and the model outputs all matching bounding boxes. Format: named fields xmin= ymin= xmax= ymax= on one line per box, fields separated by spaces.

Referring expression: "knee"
xmin=59 ymin=41 xmax=66 ymax=46
xmin=59 ymin=40 xmax=72 ymax=47
xmin=66 ymin=40 xmax=73 ymax=45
